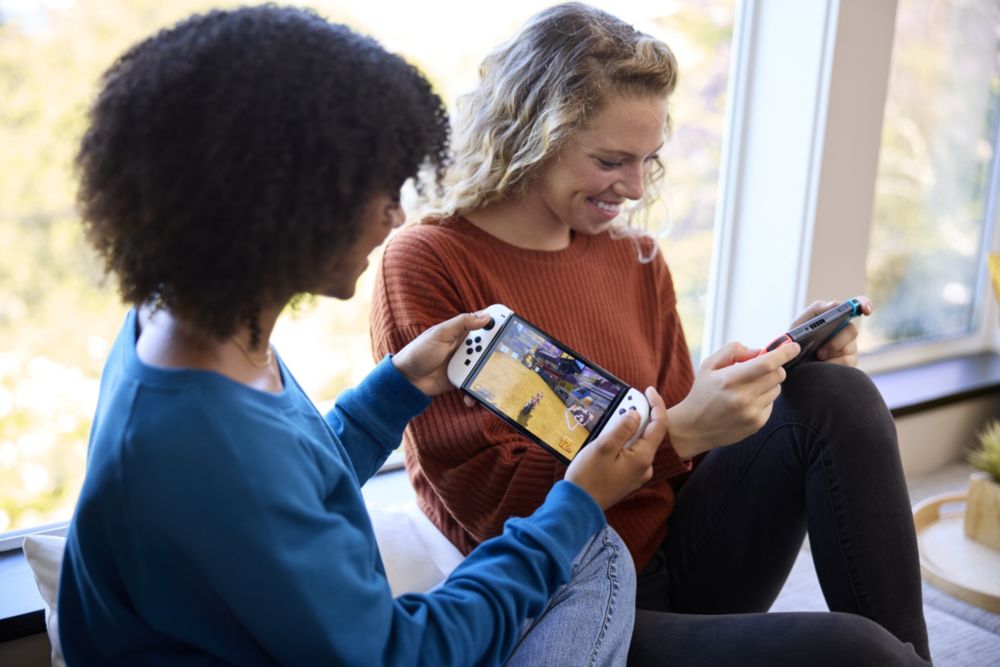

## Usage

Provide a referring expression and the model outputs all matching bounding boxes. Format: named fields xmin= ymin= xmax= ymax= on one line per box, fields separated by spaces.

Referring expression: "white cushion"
xmin=369 ymin=500 xmax=465 ymax=596
xmin=21 ymin=534 xmax=66 ymax=667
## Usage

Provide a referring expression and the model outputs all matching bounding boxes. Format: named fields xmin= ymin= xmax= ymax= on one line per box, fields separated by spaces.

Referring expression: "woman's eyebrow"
xmin=592 ymin=142 xmax=665 ymax=159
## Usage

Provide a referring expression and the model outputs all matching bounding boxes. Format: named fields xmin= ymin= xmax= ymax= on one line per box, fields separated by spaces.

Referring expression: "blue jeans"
xmin=630 ymin=363 xmax=931 ymax=666
xmin=506 ymin=526 xmax=635 ymax=667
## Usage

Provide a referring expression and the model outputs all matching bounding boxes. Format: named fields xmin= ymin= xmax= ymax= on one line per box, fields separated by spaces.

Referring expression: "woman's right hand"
xmin=565 ymin=387 xmax=666 ymax=510
xmin=665 ymin=340 xmax=801 ymax=459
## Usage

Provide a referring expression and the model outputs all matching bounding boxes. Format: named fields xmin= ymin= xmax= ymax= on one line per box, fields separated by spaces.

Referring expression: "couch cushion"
xmin=369 ymin=501 xmax=464 ymax=596
xmin=21 ymin=534 xmax=66 ymax=667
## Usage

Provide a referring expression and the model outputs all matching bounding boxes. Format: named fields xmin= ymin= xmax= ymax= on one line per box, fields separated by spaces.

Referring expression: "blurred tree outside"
xmin=0 ymin=0 xmax=734 ymax=534
xmin=863 ymin=0 xmax=1000 ymax=351
xmin=653 ymin=0 xmax=735 ymax=361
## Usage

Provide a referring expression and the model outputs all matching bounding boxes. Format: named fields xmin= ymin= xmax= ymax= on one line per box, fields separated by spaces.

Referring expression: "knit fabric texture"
xmin=371 ymin=216 xmax=696 ymax=569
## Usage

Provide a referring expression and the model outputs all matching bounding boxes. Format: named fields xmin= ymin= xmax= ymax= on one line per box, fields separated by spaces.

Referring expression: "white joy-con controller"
xmin=446 ymin=304 xmax=514 ymax=388
xmin=601 ymin=387 xmax=650 ymax=447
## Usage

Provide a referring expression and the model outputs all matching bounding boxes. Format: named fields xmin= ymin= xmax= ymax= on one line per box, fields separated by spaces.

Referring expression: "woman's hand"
xmin=791 ymin=296 xmax=873 ymax=367
xmin=565 ymin=387 xmax=666 ymax=510
xmin=392 ymin=312 xmax=493 ymax=397
xmin=665 ymin=341 xmax=800 ymax=459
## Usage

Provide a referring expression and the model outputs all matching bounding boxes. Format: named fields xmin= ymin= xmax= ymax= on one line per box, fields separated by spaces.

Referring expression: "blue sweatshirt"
xmin=59 ymin=310 xmax=605 ymax=666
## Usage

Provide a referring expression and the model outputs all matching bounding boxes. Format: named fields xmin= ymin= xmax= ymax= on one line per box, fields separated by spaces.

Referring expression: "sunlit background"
xmin=0 ymin=0 xmax=734 ymax=534
xmin=2 ymin=0 xmax=998 ymax=536
xmin=862 ymin=0 xmax=1000 ymax=351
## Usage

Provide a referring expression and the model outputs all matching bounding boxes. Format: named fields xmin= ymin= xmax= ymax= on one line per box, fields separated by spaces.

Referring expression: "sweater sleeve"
xmin=647 ymin=252 xmax=697 ymax=483
xmin=372 ymin=233 xmax=568 ymax=550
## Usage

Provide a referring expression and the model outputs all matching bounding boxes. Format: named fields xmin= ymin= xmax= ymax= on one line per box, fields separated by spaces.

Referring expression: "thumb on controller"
xmin=591 ymin=410 xmax=642 ymax=455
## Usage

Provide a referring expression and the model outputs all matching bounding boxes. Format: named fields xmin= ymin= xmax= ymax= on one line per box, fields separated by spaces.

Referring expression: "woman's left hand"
xmin=790 ymin=296 xmax=873 ymax=368
xmin=392 ymin=311 xmax=493 ymax=397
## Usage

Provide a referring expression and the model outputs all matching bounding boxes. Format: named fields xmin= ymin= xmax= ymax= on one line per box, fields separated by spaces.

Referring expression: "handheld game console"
xmin=761 ymin=298 xmax=865 ymax=370
xmin=448 ymin=304 xmax=650 ymax=464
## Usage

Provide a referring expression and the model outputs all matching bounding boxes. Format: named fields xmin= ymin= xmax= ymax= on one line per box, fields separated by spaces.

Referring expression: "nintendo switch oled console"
xmin=448 ymin=304 xmax=650 ymax=464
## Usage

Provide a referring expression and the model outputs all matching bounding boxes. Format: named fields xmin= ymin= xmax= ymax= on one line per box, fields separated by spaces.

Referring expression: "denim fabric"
xmin=631 ymin=362 xmax=931 ymax=666
xmin=507 ymin=526 xmax=635 ymax=667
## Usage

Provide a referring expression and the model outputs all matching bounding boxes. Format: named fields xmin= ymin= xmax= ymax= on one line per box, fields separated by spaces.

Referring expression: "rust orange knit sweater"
xmin=370 ymin=216 xmax=696 ymax=570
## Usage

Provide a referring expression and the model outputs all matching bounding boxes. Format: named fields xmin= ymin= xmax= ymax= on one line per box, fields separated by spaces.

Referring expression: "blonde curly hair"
xmin=420 ymin=2 xmax=678 ymax=249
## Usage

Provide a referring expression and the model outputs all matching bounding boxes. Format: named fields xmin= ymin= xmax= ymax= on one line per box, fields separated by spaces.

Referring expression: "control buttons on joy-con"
xmin=448 ymin=306 xmax=514 ymax=390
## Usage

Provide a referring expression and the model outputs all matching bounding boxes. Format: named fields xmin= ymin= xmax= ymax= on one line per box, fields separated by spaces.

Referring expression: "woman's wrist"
xmin=665 ymin=405 xmax=705 ymax=459
xmin=389 ymin=353 xmax=433 ymax=396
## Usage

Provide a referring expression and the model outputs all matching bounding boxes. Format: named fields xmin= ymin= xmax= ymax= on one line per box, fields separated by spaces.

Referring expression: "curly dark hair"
xmin=77 ymin=4 xmax=449 ymax=342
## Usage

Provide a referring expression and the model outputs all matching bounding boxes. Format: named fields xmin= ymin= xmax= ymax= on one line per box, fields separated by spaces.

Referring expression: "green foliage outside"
xmin=862 ymin=0 xmax=1000 ymax=350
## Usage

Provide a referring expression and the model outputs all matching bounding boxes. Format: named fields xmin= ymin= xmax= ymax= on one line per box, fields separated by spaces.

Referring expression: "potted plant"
xmin=965 ymin=419 xmax=1000 ymax=551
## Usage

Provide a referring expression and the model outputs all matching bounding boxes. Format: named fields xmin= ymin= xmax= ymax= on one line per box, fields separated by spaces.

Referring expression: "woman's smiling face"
xmin=524 ymin=94 xmax=667 ymax=236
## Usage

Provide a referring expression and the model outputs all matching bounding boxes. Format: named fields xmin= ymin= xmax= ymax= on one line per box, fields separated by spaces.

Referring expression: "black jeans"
xmin=629 ymin=362 xmax=931 ymax=666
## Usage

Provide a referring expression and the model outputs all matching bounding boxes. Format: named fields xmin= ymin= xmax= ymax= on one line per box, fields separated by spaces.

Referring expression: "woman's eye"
xmin=645 ymin=153 xmax=660 ymax=163
xmin=597 ymin=158 xmax=622 ymax=169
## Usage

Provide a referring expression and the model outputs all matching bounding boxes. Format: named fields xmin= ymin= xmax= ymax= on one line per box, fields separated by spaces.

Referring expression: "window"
xmin=862 ymin=0 xmax=1000 ymax=353
xmin=704 ymin=1 xmax=999 ymax=371
xmin=0 ymin=0 xmax=734 ymax=537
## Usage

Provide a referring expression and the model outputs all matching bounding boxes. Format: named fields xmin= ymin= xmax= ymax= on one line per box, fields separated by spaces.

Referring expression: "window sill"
xmin=3 ymin=352 xmax=998 ymax=643
xmin=0 ymin=550 xmax=44 ymax=642
xmin=869 ymin=351 xmax=1000 ymax=417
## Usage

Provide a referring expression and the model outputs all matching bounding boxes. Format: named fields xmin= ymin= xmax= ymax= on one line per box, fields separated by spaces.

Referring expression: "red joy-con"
xmin=755 ymin=333 xmax=793 ymax=358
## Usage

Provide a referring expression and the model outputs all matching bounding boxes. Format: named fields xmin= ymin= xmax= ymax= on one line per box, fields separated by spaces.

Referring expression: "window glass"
xmin=652 ymin=1 xmax=735 ymax=362
xmin=0 ymin=0 xmax=733 ymax=535
xmin=862 ymin=0 xmax=1000 ymax=351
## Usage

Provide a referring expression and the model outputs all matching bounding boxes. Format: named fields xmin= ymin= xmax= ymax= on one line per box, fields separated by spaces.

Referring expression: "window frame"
xmin=704 ymin=0 xmax=1000 ymax=371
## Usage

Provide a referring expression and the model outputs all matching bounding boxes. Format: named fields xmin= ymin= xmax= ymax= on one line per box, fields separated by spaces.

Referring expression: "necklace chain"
xmin=231 ymin=336 xmax=274 ymax=369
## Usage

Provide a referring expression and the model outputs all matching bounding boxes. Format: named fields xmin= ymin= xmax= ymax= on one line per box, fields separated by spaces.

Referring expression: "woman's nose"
xmin=614 ymin=164 xmax=644 ymax=200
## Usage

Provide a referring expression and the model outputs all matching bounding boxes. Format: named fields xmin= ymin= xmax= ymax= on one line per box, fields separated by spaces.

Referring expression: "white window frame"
xmin=705 ymin=0 xmax=1000 ymax=372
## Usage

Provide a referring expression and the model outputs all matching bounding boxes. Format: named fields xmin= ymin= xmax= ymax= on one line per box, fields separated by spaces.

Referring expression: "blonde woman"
xmin=371 ymin=3 xmax=929 ymax=665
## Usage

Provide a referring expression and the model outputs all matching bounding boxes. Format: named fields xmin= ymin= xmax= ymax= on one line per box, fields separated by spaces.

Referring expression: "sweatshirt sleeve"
xmin=125 ymin=415 xmax=605 ymax=667
xmin=325 ymin=355 xmax=431 ymax=484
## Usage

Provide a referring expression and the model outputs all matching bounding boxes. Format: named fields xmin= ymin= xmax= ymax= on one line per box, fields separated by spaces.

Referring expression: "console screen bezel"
xmin=461 ymin=313 xmax=629 ymax=463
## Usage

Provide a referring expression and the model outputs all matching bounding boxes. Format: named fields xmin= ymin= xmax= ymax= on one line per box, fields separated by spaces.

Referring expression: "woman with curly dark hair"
xmin=58 ymin=6 xmax=666 ymax=665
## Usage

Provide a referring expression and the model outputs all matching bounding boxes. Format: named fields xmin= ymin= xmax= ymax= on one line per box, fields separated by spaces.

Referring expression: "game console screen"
xmin=465 ymin=316 xmax=627 ymax=461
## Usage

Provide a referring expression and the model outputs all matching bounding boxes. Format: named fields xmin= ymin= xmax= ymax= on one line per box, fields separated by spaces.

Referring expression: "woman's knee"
xmin=784 ymin=362 xmax=881 ymax=412
xmin=818 ymin=612 xmax=928 ymax=666
xmin=782 ymin=364 xmax=896 ymax=445
xmin=573 ymin=526 xmax=636 ymax=602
